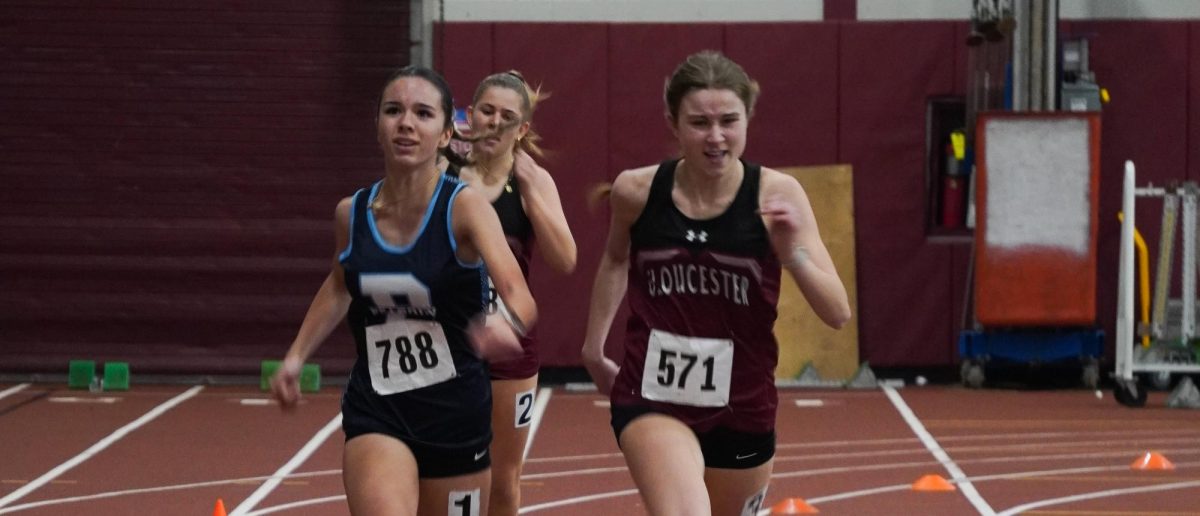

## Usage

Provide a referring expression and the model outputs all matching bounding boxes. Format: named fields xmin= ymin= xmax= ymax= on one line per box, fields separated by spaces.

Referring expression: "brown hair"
xmin=472 ymin=70 xmax=547 ymax=157
xmin=663 ymin=51 xmax=760 ymax=122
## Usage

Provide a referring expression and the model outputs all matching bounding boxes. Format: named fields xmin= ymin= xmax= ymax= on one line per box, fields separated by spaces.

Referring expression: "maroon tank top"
xmin=611 ymin=159 xmax=782 ymax=433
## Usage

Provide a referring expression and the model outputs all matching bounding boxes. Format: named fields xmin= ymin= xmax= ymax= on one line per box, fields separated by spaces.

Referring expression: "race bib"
xmin=365 ymin=319 xmax=457 ymax=395
xmin=640 ymin=329 xmax=733 ymax=407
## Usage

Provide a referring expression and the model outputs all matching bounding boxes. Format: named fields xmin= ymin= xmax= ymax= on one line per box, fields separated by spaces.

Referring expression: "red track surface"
xmin=1 ymin=383 xmax=1197 ymax=515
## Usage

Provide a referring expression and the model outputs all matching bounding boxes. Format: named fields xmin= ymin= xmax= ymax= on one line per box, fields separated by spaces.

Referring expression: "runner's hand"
xmin=468 ymin=313 xmax=524 ymax=362
xmin=269 ymin=357 xmax=303 ymax=411
xmin=512 ymin=149 xmax=543 ymax=187
xmin=582 ymin=347 xmax=619 ymax=395
xmin=758 ymin=194 xmax=801 ymax=233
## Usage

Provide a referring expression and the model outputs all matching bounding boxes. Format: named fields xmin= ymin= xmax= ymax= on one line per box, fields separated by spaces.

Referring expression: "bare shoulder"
xmin=335 ymin=195 xmax=355 ymax=224
xmin=758 ymin=166 xmax=805 ymax=200
xmin=611 ymin=165 xmax=657 ymax=204
xmin=598 ymin=165 xmax=655 ymax=226
xmin=451 ymin=183 xmax=489 ymax=216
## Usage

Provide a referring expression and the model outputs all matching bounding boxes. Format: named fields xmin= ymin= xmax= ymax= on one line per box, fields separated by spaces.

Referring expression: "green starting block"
xmin=300 ymin=363 xmax=321 ymax=393
xmin=103 ymin=362 xmax=130 ymax=391
xmin=68 ymin=360 xmax=96 ymax=390
xmin=260 ymin=360 xmax=281 ymax=391
xmin=260 ymin=360 xmax=321 ymax=393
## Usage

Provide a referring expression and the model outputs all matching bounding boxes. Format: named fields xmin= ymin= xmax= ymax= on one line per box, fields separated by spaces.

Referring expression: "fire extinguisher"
xmin=941 ymin=130 xmax=967 ymax=228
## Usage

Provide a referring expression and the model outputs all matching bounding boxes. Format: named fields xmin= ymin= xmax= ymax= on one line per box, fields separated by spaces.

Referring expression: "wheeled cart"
xmin=959 ymin=329 xmax=1103 ymax=388
xmin=1114 ymin=161 xmax=1200 ymax=406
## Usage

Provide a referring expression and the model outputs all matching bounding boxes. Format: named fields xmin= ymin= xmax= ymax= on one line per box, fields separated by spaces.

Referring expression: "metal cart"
xmin=1114 ymin=161 xmax=1200 ymax=406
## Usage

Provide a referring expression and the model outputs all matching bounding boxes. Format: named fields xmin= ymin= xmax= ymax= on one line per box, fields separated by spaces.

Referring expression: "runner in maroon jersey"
xmin=451 ymin=70 xmax=576 ymax=516
xmin=582 ymin=51 xmax=851 ymax=516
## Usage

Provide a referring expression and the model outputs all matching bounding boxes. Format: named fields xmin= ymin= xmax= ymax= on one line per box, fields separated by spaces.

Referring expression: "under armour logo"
xmin=685 ymin=229 xmax=708 ymax=243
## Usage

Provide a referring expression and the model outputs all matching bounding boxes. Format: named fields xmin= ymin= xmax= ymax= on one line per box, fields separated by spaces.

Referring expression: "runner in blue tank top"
xmin=270 ymin=66 xmax=537 ymax=516
xmin=582 ymin=51 xmax=852 ymax=516
xmin=448 ymin=70 xmax=576 ymax=516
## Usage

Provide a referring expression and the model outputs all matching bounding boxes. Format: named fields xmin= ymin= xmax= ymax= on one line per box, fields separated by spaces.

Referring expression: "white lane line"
xmin=517 ymin=458 xmax=1200 ymax=516
xmin=882 ymin=385 xmax=996 ymax=516
xmin=239 ymin=399 xmax=273 ymax=406
xmin=518 ymin=488 xmax=639 ymax=514
xmin=796 ymin=460 xmax=1200 ymax=506
xmin=794 ymin=399 xmax=825 ymax=407
xmin=245 ymin=495 xmax=346 ymax=515
xmin=0 ymin=383 xmax=30 ymax=400
xmin=230 ymin=413 xmax=342 ymax=516
xmin=523 ymin=387 xmax=553 ymax=462
xmin=521 ymin=466 xmax=628 ymax=480
xmin=0 ymin=385 xmax=204 ymax=509
xmin=0 ymin=470 xmax=340 ymax=514
xmin=996 ymin=479 xmax=1200 ymax=516
xmin=777 ymin=427 xmax=1200 ymax=450
xmin=770 ymin=449 xmax=1200 ymax=481
xmin=48 ymin=396 xmax=120 ymax=404
xmin=526 ymin=451 xmax=623 ymax=463
xmin=774 ymin=436 xmax=1200 ymax=464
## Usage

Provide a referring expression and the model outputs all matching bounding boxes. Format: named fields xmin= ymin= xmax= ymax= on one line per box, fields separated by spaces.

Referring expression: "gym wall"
xmin=436 ymin=18 xmax=1200 ymax=369
xmin=2 ymin=1 xmax=1197 ymax=375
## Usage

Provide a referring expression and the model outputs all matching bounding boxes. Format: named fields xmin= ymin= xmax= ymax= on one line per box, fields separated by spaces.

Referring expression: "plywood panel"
xmin=774 ymin=164 xmax=859 ymax=380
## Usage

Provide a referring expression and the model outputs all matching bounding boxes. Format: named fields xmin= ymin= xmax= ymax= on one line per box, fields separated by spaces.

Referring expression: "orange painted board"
xmin=974 ymin=112 xmax=1101 ymax=326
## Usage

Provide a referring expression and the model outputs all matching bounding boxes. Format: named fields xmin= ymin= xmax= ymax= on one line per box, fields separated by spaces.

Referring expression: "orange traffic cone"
xmin=769 ymin=497 xmax=819 ymax=514
xmin=213 ymin=498 xmax=227 ymax=516
xmin=1131 ymin=451 xmax=1175 ymax=471
xmin=912 ymin=474 xmax=956 ymax=491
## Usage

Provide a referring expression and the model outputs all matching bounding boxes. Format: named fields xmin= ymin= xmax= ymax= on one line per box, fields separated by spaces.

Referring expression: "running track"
xmin=1 ymin=383 xmax=1197 ymax=515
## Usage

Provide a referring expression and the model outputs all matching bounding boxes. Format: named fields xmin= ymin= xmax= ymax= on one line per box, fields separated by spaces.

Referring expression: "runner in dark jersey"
xmin=582 ymin=51 xmax=851 ymax=516
xmin=269 ymin=66 xmax=537 ymax=516
xmin=450 ymin=70 xmax=576 ymax=516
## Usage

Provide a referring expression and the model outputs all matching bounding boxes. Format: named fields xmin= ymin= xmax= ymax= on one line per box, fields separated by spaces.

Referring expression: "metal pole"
xmin=1043 ymin=0 xmax=1058 ymax=109
xmin=1028 ymin=0 xmax=1045 ymax=110
xmin=1011 ymin=0 xmax=1029 ymax=111
xmin=1183 ymin=188 xmax=1197 ymax=342
xmin=1117 ymin=161 xmax=1136 ymax=381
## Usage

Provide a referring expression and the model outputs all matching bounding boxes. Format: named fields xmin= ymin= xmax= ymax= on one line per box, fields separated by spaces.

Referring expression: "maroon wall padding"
xmin=436 ymin=22 xmax=494 ymax=106
xmin=953 ymin=23 xmax=973 ymax=94
xmin=6 ymin=13 xmax=1195 ymax=374
xmin=0 ymin=1 xmax=410 ymax=374
xmin=1193 ymin=22 xmax=1200 ymax=184
xmin=726 ymin=23 xmax=841 ymax=167
xmin=607 ymin=24 xmax=725 ymax=174
xmin=824 ymin=0 xmax=857 ymax=21
xmin=1067 ymin=21 xmax=1192 ymax=361
xmin=948 ymin=243 xmax=972 ymax=361
xmin=839 ymin=22 xmax=961 ymax=365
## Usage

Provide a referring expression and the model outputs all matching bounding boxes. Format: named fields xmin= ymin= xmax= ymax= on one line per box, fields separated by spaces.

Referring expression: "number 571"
xmin=656 ymin=350 xmax=717 ymax=391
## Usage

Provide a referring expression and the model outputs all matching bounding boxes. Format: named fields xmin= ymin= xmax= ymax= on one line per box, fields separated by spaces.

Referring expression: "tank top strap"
xmin=729 ymin=160 xmax=762 ymax=214
xmin=633 ymin=159 xmax=680 ymax=228
xmin=647 ymin=159 xmax=680 ymax=205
